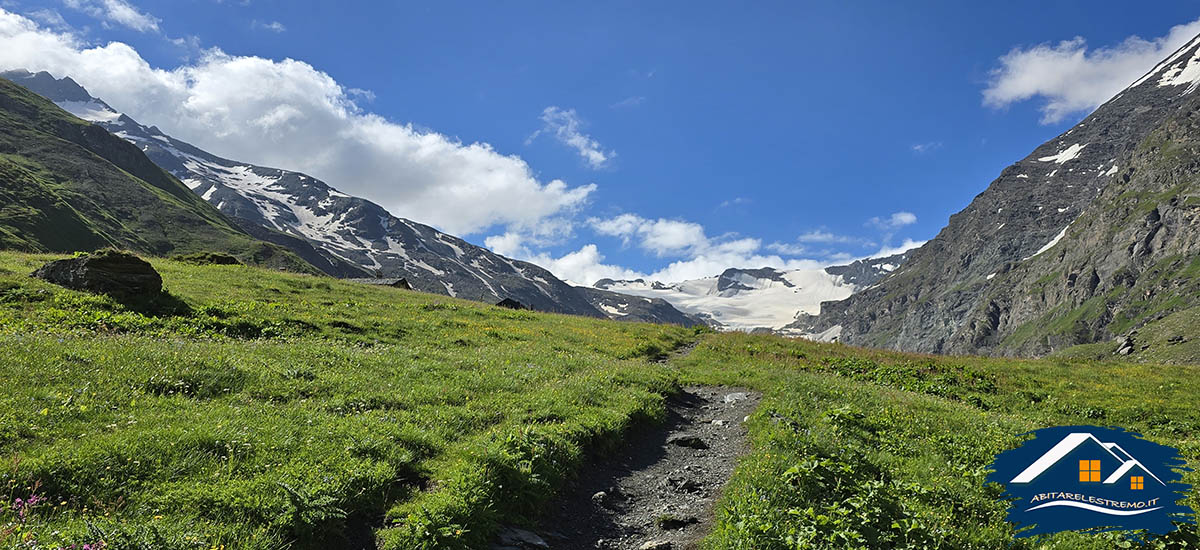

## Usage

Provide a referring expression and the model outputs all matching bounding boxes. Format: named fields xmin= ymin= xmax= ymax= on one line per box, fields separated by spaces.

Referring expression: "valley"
xmin=0 ymin=5 xmax=1198 ymax=549
xmin=0 ymin=251 xmax=1196 ymax=549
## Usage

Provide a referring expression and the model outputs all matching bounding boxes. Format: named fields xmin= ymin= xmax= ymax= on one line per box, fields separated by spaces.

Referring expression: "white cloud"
xmin=765 ymin=242 xmax=807 ymax=255
xmin=347 ymin=87 xmax=375 ymax=102
xmin=866 ymin=211 xmax=917 ymax=230
xmin=0 ymin=9 xmax=596 ymax=235
xmin=873 ymin=238 xmax=926 ymax=258
xmin=983 ymin=18 xmax=1200 ymax=124
xmin=482 ymin=232 xmax=526 ymax=258
xmin=493 ymin=210 xmax=931 ymax=285
xmin=796 ymin=230 xmax=866 ymax=245
xmin=504 ymin=213 xmax=829 ymax=284
xmin=589 ymin=214 xmax=708 ymax=257
xmin=25 ymin=8 xmax=68 ymax=30
xmin=767 ymin=229 xmax=872 ymax=256
xmin=498 ymin=239 xmax=830 ymax=286
xmin=528 ymin=106 xmax=614 ymax=169
xmin=63 ymin=0 xmax=158 ymax=32
xmin=718 ymin=197 xmax=750 ymax=208
xmin=252 ymin=19 xmax=285 ymax=33
xmin=911 ymin=141 xmax=942 ymax=153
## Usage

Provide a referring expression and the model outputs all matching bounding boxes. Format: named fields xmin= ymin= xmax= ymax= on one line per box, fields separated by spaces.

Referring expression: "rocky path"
xmin=493 ymin=386 xmax=761 ymax=550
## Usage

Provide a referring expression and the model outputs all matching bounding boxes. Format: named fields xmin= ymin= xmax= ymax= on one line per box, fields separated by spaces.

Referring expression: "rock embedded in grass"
xmin=32 ymin=250 xmax=162 ymax=298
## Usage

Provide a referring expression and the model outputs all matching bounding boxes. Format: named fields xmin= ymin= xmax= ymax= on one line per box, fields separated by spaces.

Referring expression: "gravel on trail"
xmin=492 ymin=385 xmax=761 ymax=550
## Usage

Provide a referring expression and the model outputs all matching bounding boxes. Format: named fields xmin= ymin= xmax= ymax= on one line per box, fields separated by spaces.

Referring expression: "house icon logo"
xmin=987 ymin=425 xmax=1193 ymax=539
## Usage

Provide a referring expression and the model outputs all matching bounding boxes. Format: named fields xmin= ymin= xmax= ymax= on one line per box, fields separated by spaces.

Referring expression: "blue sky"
xmin=1 ymin=1 xmax=1198 ymax=283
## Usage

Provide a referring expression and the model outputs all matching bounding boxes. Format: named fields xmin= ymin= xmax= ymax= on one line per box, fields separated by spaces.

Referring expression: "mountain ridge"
xmin=0 ymin=74 xmax=318 ymax=273
xmin=797 ymin=34 xmax=1200 ymax=361
xmin=3 ymin=70 xmax=716 ymax=323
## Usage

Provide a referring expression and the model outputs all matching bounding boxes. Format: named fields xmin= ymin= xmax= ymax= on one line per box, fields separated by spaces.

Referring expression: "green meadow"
xmin=0 ymin=251 xmax=1195 ymax=549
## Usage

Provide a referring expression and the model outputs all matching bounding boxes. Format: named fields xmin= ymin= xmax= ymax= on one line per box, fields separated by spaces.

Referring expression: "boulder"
xmin=496 ymin=298 xmax=528 ymax=310
xmin=32 ymin=250 xmax=162 ymax=298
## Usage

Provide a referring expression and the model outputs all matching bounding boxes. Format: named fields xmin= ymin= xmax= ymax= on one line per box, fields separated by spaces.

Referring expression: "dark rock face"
xmin=803 ymin=35 xmax=1200 ymax=357
xmin=33 ymin=250 xmax=162 ymax=297
xmin=715 ymin=268 xmax=793 ymax=292
xmin=823 ymin=252 xmax=910 ymax=288
xmin=0 ymin=70 xmax=93 ymax=102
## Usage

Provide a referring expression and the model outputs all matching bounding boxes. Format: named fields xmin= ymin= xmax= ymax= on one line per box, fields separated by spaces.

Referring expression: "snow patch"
xmin=54 ymin=100 xmax=120 ymax=122
xmin=1132 ymin=35 xmax=1200 ymax=88
xmin=1038 ymin=143 xmax=1086 ymax=164
xmin=1024 ymin=225 xmax=1071 ymax=260
xmin=598 ymin=303 xmax=626 ymax=316
xmin=801 ymin=324 xmax=842 ymax=343
xmin=1156 ymin=41 xmax=1200 ymax=93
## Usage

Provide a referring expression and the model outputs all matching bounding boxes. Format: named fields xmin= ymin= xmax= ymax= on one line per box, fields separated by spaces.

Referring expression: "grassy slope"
xmin=676 ymin=334 xmax=1199 ymax=549
xmin=0 ymin=250 xmax=1196 ymax=549
xmin=0 ymin=78 xmax=317 ymax=274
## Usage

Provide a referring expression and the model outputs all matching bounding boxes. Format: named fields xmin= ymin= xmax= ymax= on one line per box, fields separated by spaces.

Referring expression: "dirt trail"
xmin=492 ymin=385 xmax=761 ymax=550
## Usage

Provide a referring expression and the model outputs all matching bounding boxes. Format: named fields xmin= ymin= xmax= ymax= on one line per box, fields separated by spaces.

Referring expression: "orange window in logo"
xmin=1079 ymin=460 xmax=1101 ymax=482
xmin=1131 ymin=476 xmax=1144 ymax=490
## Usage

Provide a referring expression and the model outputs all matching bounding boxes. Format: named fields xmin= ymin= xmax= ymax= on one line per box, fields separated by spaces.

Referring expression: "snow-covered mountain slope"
xmin=1 ymin=69 xmax=633 ymax=319
xmin=575 ymin=286 xmax=706 ymax=327
xmin=592 ymin=252 xmax=909 ymax=333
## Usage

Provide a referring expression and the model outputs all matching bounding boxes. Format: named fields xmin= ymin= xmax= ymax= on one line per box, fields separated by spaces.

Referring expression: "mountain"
xmin=593 ymin=252 xmax=909 ymax=333
xmin=0 ymin=74 xmax=316 ymax=272
xmin=799 ymin=35 xmax=1200 ymax=361
xmin=2 ymin=70 xmax=701 ymax=321
xmin=575 ymin=286 xmax=706 ymax=327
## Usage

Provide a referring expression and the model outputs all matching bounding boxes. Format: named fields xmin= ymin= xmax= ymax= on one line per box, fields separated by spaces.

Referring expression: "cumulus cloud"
xmin=63 ymin=0 xmax=158 ymax=32
xmin=484 ymin=235 xmax=642 ymax=285
xmin=983 ymin=18 xmax=1200 ymax=124
xmin=589 ymin=214 xmax=708 ymax=257
xmin=494 ymin=213 xmax=827 ymax=284
xmin=718 ymin=197 xmax=750 ymax=208
xmin=0 ymin=9 xmax=596 ymax=235
xmin=491 ymin=209 xmax=932 ymax=285
xmin=528 ymin=106 xmax=614 ymax=169
xmin=866 ymin=211 xmax=917 ymax=230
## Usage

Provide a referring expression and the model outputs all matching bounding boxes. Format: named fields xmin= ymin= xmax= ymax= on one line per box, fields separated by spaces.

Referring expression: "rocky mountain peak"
xmin=802 ymin=33 xmax=1200 ymax=358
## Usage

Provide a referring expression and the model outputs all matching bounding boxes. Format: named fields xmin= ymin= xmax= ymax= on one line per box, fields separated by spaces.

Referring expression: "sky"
xmin=0 ymin=1 xmax=1198 ymax=284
